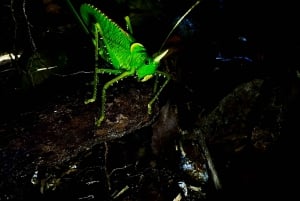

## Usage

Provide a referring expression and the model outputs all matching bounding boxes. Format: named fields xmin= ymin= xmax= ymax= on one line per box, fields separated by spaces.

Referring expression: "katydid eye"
xmin=144 ymin=59 xmax=150 ymax=65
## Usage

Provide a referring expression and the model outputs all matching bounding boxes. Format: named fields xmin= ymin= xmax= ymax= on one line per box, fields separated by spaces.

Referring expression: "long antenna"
xmin=159 ymin=0 xmax=202 ymax=52
xmin=65 ymin=0 xmax=91 ymax=37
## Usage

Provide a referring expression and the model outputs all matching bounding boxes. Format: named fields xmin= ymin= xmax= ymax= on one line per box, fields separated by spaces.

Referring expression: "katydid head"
xmin=133 ymin=47 xmax=168 ymax=82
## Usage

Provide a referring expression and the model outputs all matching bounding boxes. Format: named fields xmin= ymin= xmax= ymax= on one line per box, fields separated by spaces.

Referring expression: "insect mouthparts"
xmin=141 ymin=75 xmax=153 ymax=82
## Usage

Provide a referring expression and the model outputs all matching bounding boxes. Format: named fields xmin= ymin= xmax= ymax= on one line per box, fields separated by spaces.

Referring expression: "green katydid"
xmin=65 ymin=0 xmax=201 ymax=126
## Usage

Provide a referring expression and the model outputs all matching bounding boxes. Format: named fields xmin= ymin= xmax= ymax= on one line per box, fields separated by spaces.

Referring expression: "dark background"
xmin=0 ymin=0 xmax=299 ymax=200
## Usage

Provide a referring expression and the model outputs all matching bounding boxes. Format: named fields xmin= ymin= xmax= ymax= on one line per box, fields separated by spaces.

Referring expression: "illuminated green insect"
xmin=66 ymin=2 xmax=169 ymax=126
xmin=65 ymin=0 xmax=200 ymax=126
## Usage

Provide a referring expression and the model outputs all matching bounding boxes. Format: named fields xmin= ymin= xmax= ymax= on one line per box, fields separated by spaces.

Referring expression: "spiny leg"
xmin=96 ymin=69 xmax=134 ymax=126
xmin=84 ymin=22 xmax=124 ymax=104
xmin=153 ymin=75 xmax=159 ymax=94
xmin=85 ymin=23 xmax=101 ymax=104
xmin=147 ymin=71 xmax=171 ymax=114
xmin=84 ymin=70 xmax=99 ymax=104
xmin=85 ymin=67 xmax=124 ymax=104
xmin=124 ymin=16 xmax=133 ymax=35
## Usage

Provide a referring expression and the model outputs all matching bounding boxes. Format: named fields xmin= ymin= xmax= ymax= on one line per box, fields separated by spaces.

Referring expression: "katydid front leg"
xmin=147 ymin=71 xmax=170 ymax=114
xmin=84 ymin=67 xmax=124 ymax=104
xmin=96 ymin=69 xmax=135 ymax=126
